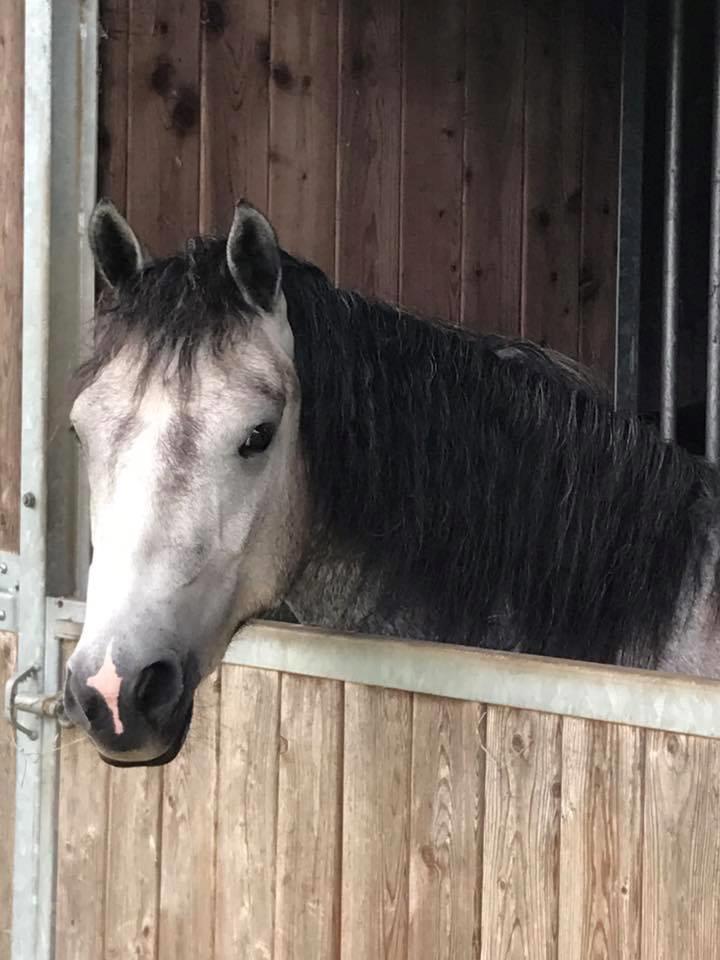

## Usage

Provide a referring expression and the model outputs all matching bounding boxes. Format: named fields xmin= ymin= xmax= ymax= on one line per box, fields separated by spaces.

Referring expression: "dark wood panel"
xmin=462 ymin=0 xmax=526 ymax=336
xmin=336 ymin=0 xmax=402 ymax=301
xmin=400 ymin=0 xmax=465 ymax=323
xmin=127 ymin=0 xmax=202 ymax=253
xmin=578 ymin=3 xmax=622 ymax=385
xmin=200 ymin=0 xmax=271 ymax=233
xmin=269 ymin=0 xmax=339 ymax=275
xmin=522 ymin=0 xmax=584 ymax=358
xmin=98 ymin=0 xmax=129 ymax=209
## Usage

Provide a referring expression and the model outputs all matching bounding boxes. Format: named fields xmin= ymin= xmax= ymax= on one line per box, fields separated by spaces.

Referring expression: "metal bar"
xmin=614 ymin=0 xmax=647 ymax=414
xmin=660 ymin=0 xmax=684 ymax=443
xmin=10 ymin=3 xmax=99 ymax=958
xmin=707 ymin=0 xmax=720 ymax=462
xmin=12 ymin=3 xmax=53 ymax=958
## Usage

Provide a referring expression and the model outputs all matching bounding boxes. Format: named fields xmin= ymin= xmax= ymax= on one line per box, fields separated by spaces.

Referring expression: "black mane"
xmin=81 ymin=236 xmax=720 ymax=664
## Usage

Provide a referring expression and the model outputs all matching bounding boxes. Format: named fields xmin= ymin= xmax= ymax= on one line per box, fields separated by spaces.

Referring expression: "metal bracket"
xmin=4 ymin=662 xmax=72 ymax=741
xmin=0 ymin=550 xmax=20 ymax=633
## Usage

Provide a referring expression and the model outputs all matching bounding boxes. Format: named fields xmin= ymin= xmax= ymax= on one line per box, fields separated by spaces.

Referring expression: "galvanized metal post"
xmin=10 ymin=2 xmax=98 ymax=958
xmin=707 ymin=0 xmax=720 ymax=463
xmin=615 ymin=0 xmax=647 ymax=415
xmin=660 ymin=0 xmax=684 ymax=443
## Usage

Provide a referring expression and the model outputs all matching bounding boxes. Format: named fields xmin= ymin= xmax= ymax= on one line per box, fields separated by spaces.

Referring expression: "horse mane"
xmin=79 ymin=236 xmax=720 ymax=664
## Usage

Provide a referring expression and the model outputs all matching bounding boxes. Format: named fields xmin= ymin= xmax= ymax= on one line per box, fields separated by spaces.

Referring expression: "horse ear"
xmin=226 ymin=201 xmax=282 ymax=312
xmin=89 ymin=199 xmax=144 ymax=289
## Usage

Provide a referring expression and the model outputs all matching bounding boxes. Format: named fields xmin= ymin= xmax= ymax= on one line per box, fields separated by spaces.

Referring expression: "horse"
xmin=63 ymin=198 xmax=720 ymax=767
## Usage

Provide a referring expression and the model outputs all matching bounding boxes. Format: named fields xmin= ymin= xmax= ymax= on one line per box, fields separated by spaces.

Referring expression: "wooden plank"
xmin=127 ymin=0 xmax=201 ymax=253
xmin=0 ymin=634 xmax=17 ymax=960
xmin=53 ymin=641 xmax=109 ymax=960
xmin=199 ymin=0 xmax=271 ymax=233
xmin=461 ymin=0 xmax=525 ymax=336
xmin=522 ymin=0 xmax=584 ymax=357
xmin=214 ymin=666 xmax=280 ymax=959
xmin=558 ymin=718 xmax=644 ymax=959
xmin=157 ymin=672 xmax=219 ymax=960
xmin=642 ymin=730 xmax=720 ymax=959
xmin=408 ymin=694 xmax=484 ymax=959
xmin=481 ymin=706 xmax=561 ymax=959
xmin=578 ymin=4 xmax=622 ymax=385
xmin=269 ymin=0 xmax=339 ymax=275
xmin=336 ymin=0 xmax=402 ymax=301
xmin=104 ymin=768 xmax=162 ymax=960
xmin=98 ymin=0 xmax=129 ymax=208
xmin=273 ymin=675 xmax=342 ymax=959
xmin=400 ymin=0 xmax=465 ymax=323
xmin=341 ymin=685 xmax=411 ymax=959
xmin=0 ymin=0 xmax=23 ymax=553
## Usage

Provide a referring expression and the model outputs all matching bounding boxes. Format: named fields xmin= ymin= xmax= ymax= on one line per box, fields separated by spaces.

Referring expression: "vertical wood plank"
xmin=200 ymin=0 xmax=271 ymax=233
xmin=269 ymin=0 xmax=339 ymax=274
xmin=578 ymin=4 xmax=622 ymax=385
xmin=462 ymin=0 xmax=526 ymax=336
xmin=98 ymin=0 xmax=129 ymax=207
xmin=336 ymin=0 xmax=402 ymax=301
xmin=214 ymin=666 xmax=280 ymax=960
xmin=522 ymin=0 xmax=584 ymax=357
xmin=104 ymin=768 xmax=163 ymax=960
xmin=481 ymin=706 xmax=561 ymax=960
xmin=341 ymin=685 xmax=411 ymax=959
xmin=400 ymin=0 xmax=465 ymax=322
xmin=273 ymin=675 xmax=342 ymax=959
xmin=54 ymin=641 xmax=109 ymax=960
xmin=127 ymin=0 xmax=201 ymax=253
xmin=0 ymin=0 xmax=23 ymax=552
xmin=641 ymin=731 xmax=720 ymax=959
xmin=158 ymin=673 xmax=219 ymax=960
xmin=407 ymin=695 xmax=484 ymax=960
xmin=558 ymin=718 xmax=644 ymax=959
xmin=0 ymin=634 xmax=17 ymax=960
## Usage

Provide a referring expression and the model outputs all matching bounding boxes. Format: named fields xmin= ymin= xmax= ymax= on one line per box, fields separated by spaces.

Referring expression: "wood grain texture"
xmin=400 ymin=0 xmax=465 ymax=323
xmin=522 ymin=0 xmax=584 ymax=357
xmin=0 ymin=0 xmax=23 ymax=553
xmin=558 ymin=718 xmax=644 ymax=960
xmin=104 ymin=768 xmax=163 ymax=960
xmin=407 ymin=694 xmax=484 ymax=960
xmin=0 ymin=634 xmax=17 ymax=960
xmin=642 ymin=731 xmax=720 ymax=959
xmin=336 ymin=0 xmax=402 ymax=301
xmin=341 ymin=684 xmax=411 ymax=959
xmin=54 ymin=728 xmax=110 ymax=960
xmin=158 ymin=672 xmax=219 ymax=960
xmin=214 ymin=665 xmax=280 ymax=960
xmin=462 ymin=0 xmax=525 ymax=335
xmin=98 ymin=0 xmax=129 ymax=207
xmin=127 ymin=0 xmax=201 ymax=253
xmin=273 ymin=675 xmax=342 ymax=959
xmin=481 ymin=706 xmax=562 ymax=960
xmin=269 ymin=0 xmax=339 ymax=274
xmin=200 ymin=0 xmax=271 ymax=232
xmin=578 ymin=4 xmax=622 ymax=385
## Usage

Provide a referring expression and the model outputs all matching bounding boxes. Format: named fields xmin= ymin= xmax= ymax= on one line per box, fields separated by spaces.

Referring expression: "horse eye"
xmin=239 ymin=423 xmax=276 ymax=458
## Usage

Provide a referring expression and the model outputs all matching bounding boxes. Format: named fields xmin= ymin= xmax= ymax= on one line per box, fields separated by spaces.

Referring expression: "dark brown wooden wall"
xmin=98 ymin=0 xmax=622 ymax=384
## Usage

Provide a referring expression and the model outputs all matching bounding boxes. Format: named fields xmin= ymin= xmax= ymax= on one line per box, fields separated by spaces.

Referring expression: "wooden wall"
xmin=98 ymin=0 xmax=622 ymax=383
xmin=53 ymin=651 xmax=720 ymax=959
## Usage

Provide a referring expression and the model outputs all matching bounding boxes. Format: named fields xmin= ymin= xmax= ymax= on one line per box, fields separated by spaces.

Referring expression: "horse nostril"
xmin=134 ymin=658 xmax=183 ymax=722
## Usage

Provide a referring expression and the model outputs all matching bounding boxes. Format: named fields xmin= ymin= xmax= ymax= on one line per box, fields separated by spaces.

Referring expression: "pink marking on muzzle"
xmin=86 ymin=647 xmax=125 ymax=735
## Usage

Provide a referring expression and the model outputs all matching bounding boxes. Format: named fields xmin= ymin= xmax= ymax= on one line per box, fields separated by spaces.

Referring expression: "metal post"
xmin=707 ymin=0 xmax=720 ymax=462
xmin=11 ymin=3 xmax=98 ymax=958
xmin=615 ymin=0 xmax=647 ymax=414
xmin=660 ymin=0 xmax=684 ymax=443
